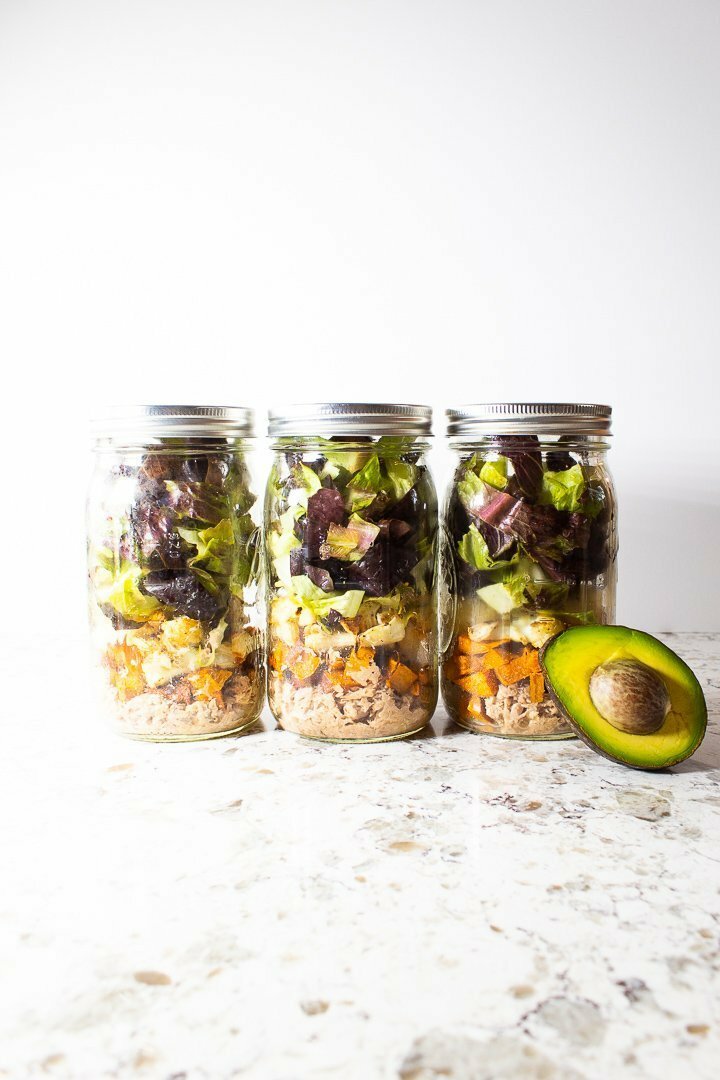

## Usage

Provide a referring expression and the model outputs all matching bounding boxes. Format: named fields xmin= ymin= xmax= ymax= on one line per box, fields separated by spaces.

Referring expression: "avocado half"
xmin=540 ymin=625 xmax=707 ymax=770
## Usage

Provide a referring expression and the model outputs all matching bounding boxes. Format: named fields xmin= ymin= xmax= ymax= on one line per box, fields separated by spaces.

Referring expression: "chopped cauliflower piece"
xmin=304 ymin=624 xmax=357 ymax=653
xmin=160 ymin=617 xmax=204 ymax=651
xmin=359 ymin=615 xmax=406 ymax=648
xmin=230 ymin=629 xmax=255 ymax=661
xmin=524 ymin=617 xmax=565 ymax=649
xmin=271 ymin=597 xmax=300 ymax=645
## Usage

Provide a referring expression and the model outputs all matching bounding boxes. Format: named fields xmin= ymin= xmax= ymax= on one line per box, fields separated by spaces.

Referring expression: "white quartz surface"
xmin=2 ymin=633 xmax=719 ymax=1080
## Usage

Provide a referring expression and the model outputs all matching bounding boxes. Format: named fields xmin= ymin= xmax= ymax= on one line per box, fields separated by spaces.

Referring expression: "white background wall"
xmin=1 ymin=0 xmax=718 ymax=635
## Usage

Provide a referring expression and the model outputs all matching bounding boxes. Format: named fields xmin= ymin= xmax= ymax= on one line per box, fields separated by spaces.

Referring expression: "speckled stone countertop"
xmin=2 ymin=632 xmax=719 ymax=1079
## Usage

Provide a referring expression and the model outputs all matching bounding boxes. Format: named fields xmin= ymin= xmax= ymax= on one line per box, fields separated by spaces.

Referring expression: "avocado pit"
xmin=588 ymin=659 xmax=670 ymax=735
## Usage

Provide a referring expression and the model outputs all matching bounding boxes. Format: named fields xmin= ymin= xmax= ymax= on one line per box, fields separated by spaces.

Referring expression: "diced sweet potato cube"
xmin=356 ymin=644 xmax=375 ymax=664
xmin=387 ymin=657 xmax=418 ymax=695
xmin=456 ymin=669 xmax=499 ymax=698
xmin=494 ymin=648 xmax=541 ymax=686
xmin=445 ymin=653 xmax=486 ymax=682
xmin=104 ymin=642 xmax=146 ymax=701
xmin=344 ymin=650 xmax=376 ymax=686
xmin=480 ymin=648 xmax=511 ymax=672
xmin=325 ymin=665 xmax=358 ymax=691
xmin=185 ymin=667 xmax=233 ymax=707
xmin=529 ymin=673 xmax=546 ymax=703
xmin=287 ymin=647 xmax=321 ymax=682
xmin=443 ymin=657 xmax=461 ymax=682
xmin=269 ymin=644 xmax=289 ymax=672
xmin=527 ymin=648 xmax=542 ymax=674
xmin=458 ymin=653 xmax=487 ymax=676
xmin=457 ymin=634 xmax=496 ymax=656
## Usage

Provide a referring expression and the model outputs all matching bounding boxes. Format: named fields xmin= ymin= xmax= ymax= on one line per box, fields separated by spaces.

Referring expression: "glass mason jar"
xmin=441 ymin=403 xmax=617 ymax=739
xmin=87 ymin=406 xmax=264 ymax=741
xmin=265 ymin=403 xmax=438 ymax=742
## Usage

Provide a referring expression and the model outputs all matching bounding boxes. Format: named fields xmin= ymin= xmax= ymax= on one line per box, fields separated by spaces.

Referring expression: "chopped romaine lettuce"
xmin=289 ymin=575 xmax=365 ymax=619
xmin=268 ymin=508 xmax=302 ymax=559
xmin=323 ymin=448 xmax=372 ymax=474
xmin=478 ymin=561 xmax=543 ymax=613
xmin=319 ymin=460 xmax=342 ymax=481
xmin=287 ymin=463 xmax=322 ymax=509
xmin=383 ymin=459 xmax=417 ymax=501
xmin=457 ymin=524 xmax=518 ymax=571
xmin=178 ymin=518 xmax=234 ymax=576
xmin=479 ymin=457 xmax=508 ymax=490
xmin=457 ymin=467 xmax=485 ymax=511
xmin=94 ymin=561 xmax=161 ymax=622
xmin=345 ymin=454 xmax=383 ymax=511
xmin=476 ymin=582 xmax=518 ymax=614
xmin=321 ymin=514 xmax=380 ymax=561
xmin=539 ymin=464 xmax=586 ymax=512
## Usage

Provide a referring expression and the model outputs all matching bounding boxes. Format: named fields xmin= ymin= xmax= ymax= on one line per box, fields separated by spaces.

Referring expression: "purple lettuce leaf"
xmin=130 ymin=503 xmax=190 ymax=570
xmin=307 ymin=487 xmax=346 ymax=527
xmin=342 ymin=541 xmax=419 ymax=597
xmin=493 ymin=435 xmax=543 ymax=499
xmin=545 ymin=450 xmax=576 ymax=472
xmin=289 ymin=548 xmax=306 ymax=577
xmin=378 ymin=518 xmax=414 ymax=544
xmin=164 ymin=480 xmax=227 ymax=525
xmin=560 ymin=510 xmax=612 ymax=579
xmin=141 ymin=569 xmax=223 ymax=621
xmin=301 ymin=487 xmax=346 ymax=560
xmin=305 ymin=564 xmax=335 ymax=592
xmin=288 ymin=549 xmax=336 ymax=591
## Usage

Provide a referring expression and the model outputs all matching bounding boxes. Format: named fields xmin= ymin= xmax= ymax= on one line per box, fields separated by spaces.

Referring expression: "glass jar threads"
xmin=87 ymin=406 xmax=264 ymax=741
xmin=266 ymin=403 xmax=438 ymax=742
xmin=441 ymin=404 xmax=617 ymax=739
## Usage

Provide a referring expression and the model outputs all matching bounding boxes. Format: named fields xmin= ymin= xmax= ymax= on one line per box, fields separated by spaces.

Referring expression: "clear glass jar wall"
xmin=265 ymin=404 xmax=438 ymax=741
xmin=87 ymin=407 xmax=264 ymax=741
xmin=441 ymin=404 xmax=617 ymax=739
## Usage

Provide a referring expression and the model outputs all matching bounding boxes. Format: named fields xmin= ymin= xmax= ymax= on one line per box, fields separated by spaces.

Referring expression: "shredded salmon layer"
xmin=269 ymin=668 xmax=433 ymax=741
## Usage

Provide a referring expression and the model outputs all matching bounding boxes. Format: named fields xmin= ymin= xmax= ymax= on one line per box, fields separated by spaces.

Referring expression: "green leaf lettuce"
xmin=539 ymin=464 xmax=586 ymax=512
xmin=289 ymin=576 xmax=365 ymax=619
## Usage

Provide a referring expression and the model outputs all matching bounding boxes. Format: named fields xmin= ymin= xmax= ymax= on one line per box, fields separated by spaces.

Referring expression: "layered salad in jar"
xmin=442 ymin=436 xmax=617 ymax=737
xmin=87 ymin=447 xmax=263 ymax=740
xmin=266 ymin=441 xmax=438 ymax=740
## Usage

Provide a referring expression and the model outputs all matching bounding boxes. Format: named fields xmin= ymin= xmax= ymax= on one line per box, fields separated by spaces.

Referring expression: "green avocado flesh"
xmin=541 ymin=625 xmax=707 ymax=769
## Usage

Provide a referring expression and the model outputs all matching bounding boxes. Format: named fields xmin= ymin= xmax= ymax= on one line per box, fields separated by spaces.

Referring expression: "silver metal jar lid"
xmin=446 ymin=403 xmax=612 ymax=437
xmin=91 ymin=405 xmax=255 ymax=441
xmin=268 ymin=402 xmax=433 ymax=437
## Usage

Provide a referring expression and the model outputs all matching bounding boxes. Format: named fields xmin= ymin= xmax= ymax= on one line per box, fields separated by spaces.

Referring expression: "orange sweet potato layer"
xmin=387 ymin=656 xmax=418 ymax=695
xmin=493 ymin=648 xmax=541 ymax=687
xmin=447 ymin=636 xmax=547 ymax=707
xmin=455 ymin=669 xmax=499 ymax=698
xmin=444 ymin=653 xmax=485 ymax=681
xmin=457 ymin=634 xmax=511 ymax=656
xmin=529 ymin=672 xmax=546 ymax=703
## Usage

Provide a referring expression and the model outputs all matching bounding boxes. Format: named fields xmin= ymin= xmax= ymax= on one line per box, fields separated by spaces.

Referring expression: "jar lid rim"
xmin=268 ymin=402 xmax=433 ymax=437
xmin=446 ymin=402 xmax=612 ymax=437
xmin=91 ymin=405 xmax=255 ymax=440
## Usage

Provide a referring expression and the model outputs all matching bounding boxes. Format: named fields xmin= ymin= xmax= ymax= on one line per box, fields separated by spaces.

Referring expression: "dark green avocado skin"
xmin=539 ymin=627 xmax=707 ymax=771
